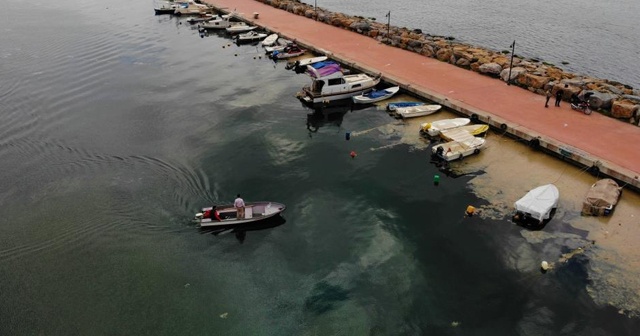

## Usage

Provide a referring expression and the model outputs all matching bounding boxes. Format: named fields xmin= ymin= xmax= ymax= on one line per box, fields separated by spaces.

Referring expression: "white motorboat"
xmin=512 ymin=184 xmax=559 ymax=226
xmin=395 ymin=104 xmax=442 ymax=118
xmin=225 ymin=23 xmax=257 ymax=34
xmin=431 ymin=136 xmax=486 ymax=161
xmin=285 ymin=56 xmax=328 ymax=71
xmin=262 ymin=33 xmax=278 ymax=46
xmin=264 ymin=39 xmax=292 ymax=54
xmin=352 ymin=86 xmax=400 ymax=104
xmin=186 ymin=13 xmax=227 ymax=24
xmin=297 ymin=66 xmax=381 ymax=104
xmin=194 ymin=202 xmax=286 ymax=228
xmin=199 ymin=16 xmax=238 ymax=30
xmin=420 ymin=118 xmax=470 ymax=137
xmin=173 ymin=1 xmax=210 ymax=16
xmin=154 ymin=1 xmax=177 ymax=15
xmin=439 ymin=124 xmax=489 ymax=141
xmin=236 ymin=31 xmax=268 ymax=43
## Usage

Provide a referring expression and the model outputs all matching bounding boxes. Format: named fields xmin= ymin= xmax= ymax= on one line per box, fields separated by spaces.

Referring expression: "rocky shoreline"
xmin=253 ymin=0 xmax=640 ymax=125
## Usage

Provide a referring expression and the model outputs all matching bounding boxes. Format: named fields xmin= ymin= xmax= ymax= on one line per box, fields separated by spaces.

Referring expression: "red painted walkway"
xmin=205 ymin=0 xmax=640 ymax=181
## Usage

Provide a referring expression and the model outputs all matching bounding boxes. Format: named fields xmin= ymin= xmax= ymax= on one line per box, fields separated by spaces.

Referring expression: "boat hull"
xmin=352 ymin=86 xmax=400 ymax=104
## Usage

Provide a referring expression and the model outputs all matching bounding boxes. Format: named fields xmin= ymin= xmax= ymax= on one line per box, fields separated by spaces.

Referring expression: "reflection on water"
xmin=199 ymin=215 xmax=287 ymax=243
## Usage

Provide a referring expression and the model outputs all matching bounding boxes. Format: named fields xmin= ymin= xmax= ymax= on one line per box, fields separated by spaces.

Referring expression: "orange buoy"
xmin=350 ymin=151 xmax=357 ymax=158
xmin=465 ymin=205 xmax=476 ymax=216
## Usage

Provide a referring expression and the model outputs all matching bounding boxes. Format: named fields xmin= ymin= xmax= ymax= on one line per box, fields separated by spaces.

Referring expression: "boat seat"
xmin=245 ymin=206 xmax=253 ymax=219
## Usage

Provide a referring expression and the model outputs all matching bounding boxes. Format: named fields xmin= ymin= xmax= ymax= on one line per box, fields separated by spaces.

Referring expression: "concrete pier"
xmin=205 ymin=0 xmax=640 ymax=192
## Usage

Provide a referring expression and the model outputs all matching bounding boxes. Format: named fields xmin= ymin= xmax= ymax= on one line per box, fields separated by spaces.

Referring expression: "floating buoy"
xmin=345 ymin=132 xmax=351 ymax=140
xmin=541 ymin=261 xmax=550 ymax=271
xmin=350 ymin=151 xmax=357 ymax=158
xmin=433 ymin=174 xmax=440 ymax=185
xmin=234 ymin=54 xmax=238 ymax=57
xmin=465 ymin=205 xmax=475 ymax=216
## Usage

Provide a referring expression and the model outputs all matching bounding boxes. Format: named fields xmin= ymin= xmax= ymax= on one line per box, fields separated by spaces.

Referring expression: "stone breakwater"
xmin=252 ymin=0 xmax=640 ymax=125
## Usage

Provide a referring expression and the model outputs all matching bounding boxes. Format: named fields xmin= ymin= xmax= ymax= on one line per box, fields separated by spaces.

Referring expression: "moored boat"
xmin=225 ymin=23 xmax=257 ymax=34
xmin=395 ymin=104 xmax=442 ymax=118
xmin=420 ymin=118 xmax=470 ymax=137
xmin=297 ymin=66 xmax=381 ymax=105
xmin=236 ymin=31 xmax=268 ymax=43
xmin=194 ymin=201 xmax=286 ymax=227
xmin=512 ymin=184 xmax=559 ymax=227
xmin=439 ymin=124 xmax=489 ymax=141
xmin=352 ymin=86 xmax=400 ymax=104
xmin=271 ymin=45 xmax=306 ymax=60
xmin=262 ymin=33 xmax=278 ymax=46
xmin=581 ymin=178 xmax=622 ymax=216
xmin=173 ymin=0 xmax=210 ymax=16
xmin=154 ymin=1 xmax=178 ymax=15
xmin=387 ymin=101 xmax=424 ymax=111
xmin=285 ymin=56 xmax=329 ymax=72
xmin=431 ymin=136 xmax=486 ymax=161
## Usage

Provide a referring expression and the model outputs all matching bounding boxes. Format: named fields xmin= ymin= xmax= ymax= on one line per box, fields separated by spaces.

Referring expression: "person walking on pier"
xmin=555 ymin=85 xmax=566 ymax=107
xmin=545 ymin=89 xmax=552 ymax=108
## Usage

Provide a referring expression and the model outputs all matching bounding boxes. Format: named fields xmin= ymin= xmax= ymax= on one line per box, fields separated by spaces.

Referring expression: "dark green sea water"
xmin=0 ymin=0 xmax=638 ymax=334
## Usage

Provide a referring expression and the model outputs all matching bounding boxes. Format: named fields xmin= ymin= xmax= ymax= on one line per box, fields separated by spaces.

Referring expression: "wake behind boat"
xmin=194 ymin=201 xmax=286 ymax=227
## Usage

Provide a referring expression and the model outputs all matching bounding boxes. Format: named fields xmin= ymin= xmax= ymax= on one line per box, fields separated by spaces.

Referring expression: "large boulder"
xmin=419 ymin=44 xmax=435 ymax=57
xmin=478 ymin=62 xmax=503 ymax=76
xmin=349 ymin=20 xmax=371 ymax=32
xmin=586 ymin=91 xmax=618 ymax=109
xmin=517 ymin=73 xmax=551 ymax=89
xmin=622 ymin=95 xmax=640 ymax=103
xmin=436 ymin=48 xmax=453 ymax=62
xmin=611 ymin=100 xmax=638 ymax=119
xmin=500 ymin=67 xmax=527 ymax=82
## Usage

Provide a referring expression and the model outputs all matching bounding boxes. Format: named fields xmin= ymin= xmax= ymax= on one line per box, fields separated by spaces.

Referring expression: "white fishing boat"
xmin=186 ymin=13 xmax=225 ymax=24
xmin=225 ymin=23 xmax=257 ymax=34
xmin=264 ymin=39 xmax=292 ymax=54
xmin=236 ymin=31 xmax=268 ymax=43
xmin=512 ymin=184 xmax=559 ymax=226
xmin=262 ymin=33 xmax=278 ymax=46
xmin=431 ymin=136 xmax=486 ymax=161
xmin=198 ymin=13 xmax=238 ymax=30
xmin=173 ymin=0 xmax=210 ymax=16
xmin=395 ymin=104 xmax=442 ymax=118
xmin=194 ymin=202 xmax=286 ymax=228
xmin=420 ymin=118 xmax=470 ymax=137
xmin=297 ymin=65 xmax=382 ymax=104
xmin=352 ymin=86 xmax=400 ymax=104
xmin=439 ymin=124 xmax=489 ymax=141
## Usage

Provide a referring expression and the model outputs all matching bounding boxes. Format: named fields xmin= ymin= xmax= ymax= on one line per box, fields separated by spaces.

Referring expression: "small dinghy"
xmin=262 ymin=33 xmax=278 ymax=46
xmin=285 ymin=56 xmax=328 ymax=72
xmin=395 ymin=104 xmax=442 ymax=118
xmin=271 ymin=45 xmax=306 ymax=60
xmin=236 ymin=31 xmax=267 ymax=43
xmin=439 ymin=124 xmax=489 ymax=141
xmin=387 ymin=101 xmax=424 ymax=111
xmin=512 ymin=184 xmax=559 ymax=227
xmin=194 ymin=202 xmax=286 ymax=228
xmin=420 ymin=118 xmax=470 ymax=137
xmin=225 ymin=23 xmax=257 ymax=34
xmin=352 ymin=86 xmax=401 ymax=104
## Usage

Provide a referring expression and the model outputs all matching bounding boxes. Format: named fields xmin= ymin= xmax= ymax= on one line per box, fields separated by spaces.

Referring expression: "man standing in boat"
xmin=234 ymin=194 xmax=245 ymax=219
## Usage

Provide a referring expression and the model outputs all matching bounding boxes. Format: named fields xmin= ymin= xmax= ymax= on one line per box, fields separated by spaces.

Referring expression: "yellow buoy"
xmin=465 ymin=205 xmax=475 ymax=216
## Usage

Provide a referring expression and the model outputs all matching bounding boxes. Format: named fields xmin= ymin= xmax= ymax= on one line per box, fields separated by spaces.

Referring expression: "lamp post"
xmin=386 ymin=11 xmax=391 ymax=38
xmin=314 ymin=0 xmax=317 ymax=21
xmin=507 ymin=40 xmax=515 ymax=85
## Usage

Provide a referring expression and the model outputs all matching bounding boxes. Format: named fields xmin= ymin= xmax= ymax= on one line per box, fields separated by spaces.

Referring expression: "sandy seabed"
xmin=366 ymin=101 xmax=640 ymax=316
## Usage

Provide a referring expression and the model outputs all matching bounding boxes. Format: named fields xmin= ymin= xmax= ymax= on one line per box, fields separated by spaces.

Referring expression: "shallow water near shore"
xmin=0 ymin=0 xmax=639 ymax=334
